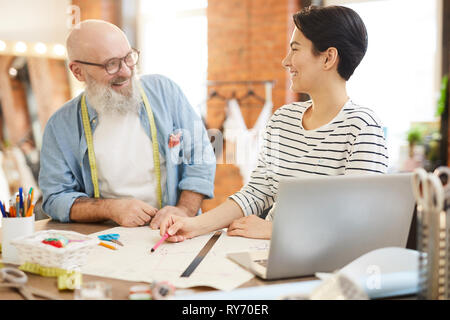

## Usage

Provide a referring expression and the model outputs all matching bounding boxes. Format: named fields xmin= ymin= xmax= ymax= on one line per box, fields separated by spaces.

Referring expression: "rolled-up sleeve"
xmin=170 ymin=81 xmax=216 ymax=199
xmin=39 ymin=121 xmax=87 ymax=222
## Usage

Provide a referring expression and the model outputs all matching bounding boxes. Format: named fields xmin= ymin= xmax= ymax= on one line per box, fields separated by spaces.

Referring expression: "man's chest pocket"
xmin=167 ymin=131 xmax=183 ymax=165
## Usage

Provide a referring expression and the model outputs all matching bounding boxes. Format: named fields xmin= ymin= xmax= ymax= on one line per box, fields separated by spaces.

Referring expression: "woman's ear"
xmin=323 ymin=47 xmax=338 ymax=71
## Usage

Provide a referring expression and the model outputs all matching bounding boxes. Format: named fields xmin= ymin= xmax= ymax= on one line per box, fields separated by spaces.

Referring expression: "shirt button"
xmin=92 ymin=119 xmax=96 ymax=124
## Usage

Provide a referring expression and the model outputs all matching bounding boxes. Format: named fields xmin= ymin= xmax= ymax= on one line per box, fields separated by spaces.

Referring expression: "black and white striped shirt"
xmin=229 ymin=99 xmax=389 ymax=220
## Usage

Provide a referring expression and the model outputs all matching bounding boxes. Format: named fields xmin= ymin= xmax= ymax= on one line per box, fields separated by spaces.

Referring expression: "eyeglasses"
xmin=74 ymin=48 xmax=140 ymax=75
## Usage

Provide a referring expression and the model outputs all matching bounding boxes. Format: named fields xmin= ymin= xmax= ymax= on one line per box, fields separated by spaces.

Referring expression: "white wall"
xmin=324 ymin=0 xmax=442 ymax=171
xmin=0 ymin=0 xmax=71 ymax=43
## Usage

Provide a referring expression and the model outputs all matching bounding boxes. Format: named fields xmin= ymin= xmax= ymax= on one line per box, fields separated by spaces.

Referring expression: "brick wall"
xmin=203 ymin=0 xmax=301 ymax=211
xmin=27 ymin=58 xmax=71 ymax=129
xmin=71 ymin=0 xmax=122 ymax=25
xmin=0 ymin=56 xmax=31 ymax=145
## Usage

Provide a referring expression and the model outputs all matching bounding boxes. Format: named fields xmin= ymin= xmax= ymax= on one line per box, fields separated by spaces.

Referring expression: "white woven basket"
xmin=10 ymin=230 xmax=99 ymax=270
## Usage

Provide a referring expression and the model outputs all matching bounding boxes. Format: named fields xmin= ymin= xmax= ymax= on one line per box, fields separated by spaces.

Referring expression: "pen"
xmin=19 ymin=187 xmax=23 ymax=216
xmin=28 ymin=187 xmax=32 ymax=206
xmin=24 ymin=194 xmax=28 ymax=218
xmin=0 ymin=201 xmax=6 ymax=218
xmin=151 ymin=233 xmax=169 ymax=253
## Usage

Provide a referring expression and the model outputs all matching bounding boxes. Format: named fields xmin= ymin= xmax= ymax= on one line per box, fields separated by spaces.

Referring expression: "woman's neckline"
xmin=299 ymin=98 xmax=351 ymax=132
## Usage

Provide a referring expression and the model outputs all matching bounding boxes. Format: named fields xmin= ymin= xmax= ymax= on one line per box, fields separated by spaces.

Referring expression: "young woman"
xmin=156 ymin=5 xmax=388 ymax=241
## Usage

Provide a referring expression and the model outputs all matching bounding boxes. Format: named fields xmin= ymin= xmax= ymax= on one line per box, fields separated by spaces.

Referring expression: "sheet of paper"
xmin=173 ymin=279 xmax=322 ymax=300
xmin=81 ymin=226 xmax=270 ymax=291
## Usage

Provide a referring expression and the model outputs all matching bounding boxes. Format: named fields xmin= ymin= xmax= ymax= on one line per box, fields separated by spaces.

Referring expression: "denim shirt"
xmin=39 ymin=74 xmax=216 ymax=222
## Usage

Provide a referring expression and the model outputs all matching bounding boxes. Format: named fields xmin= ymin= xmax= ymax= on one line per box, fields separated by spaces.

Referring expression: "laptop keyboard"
xmin=254 ymin=259 xmax=268 ymax=268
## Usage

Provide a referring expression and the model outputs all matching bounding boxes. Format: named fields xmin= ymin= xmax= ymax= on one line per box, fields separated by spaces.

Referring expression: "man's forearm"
xmin=70 ymin=197 xmax=112 ymax=222
xmin=176 ymin=190 xmax=204 ymax=217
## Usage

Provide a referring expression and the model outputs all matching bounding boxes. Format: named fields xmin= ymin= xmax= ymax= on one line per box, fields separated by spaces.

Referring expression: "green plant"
xmin=407 ymin=125 xmax=425 ymax=145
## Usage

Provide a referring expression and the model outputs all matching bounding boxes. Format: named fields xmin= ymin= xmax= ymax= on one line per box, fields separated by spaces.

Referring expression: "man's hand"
xmin=150 ymin=205 xmax=190 ymax=229
xmin=227 ymin=215 xmax=272 ymax=239
xmin=150 ymin=190 xmax=204 ymax=229
xmin=108 ymin=199 xmax=157 ymax=227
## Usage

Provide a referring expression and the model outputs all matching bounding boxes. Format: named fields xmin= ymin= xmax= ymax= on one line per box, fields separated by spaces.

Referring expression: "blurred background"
xmin=0 ymin=0 xmax=448 ymax=218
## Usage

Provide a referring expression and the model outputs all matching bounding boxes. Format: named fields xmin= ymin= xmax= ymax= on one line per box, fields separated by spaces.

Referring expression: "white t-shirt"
xmin=93 ymin=111 xmax=167 ymax=208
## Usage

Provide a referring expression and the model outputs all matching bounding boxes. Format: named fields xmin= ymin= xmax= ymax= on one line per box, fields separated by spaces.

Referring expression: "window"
xmin=324 ymin=0 xmax=442 ymax=171
xmin=137 ymin=0 xmax=208 ymax=117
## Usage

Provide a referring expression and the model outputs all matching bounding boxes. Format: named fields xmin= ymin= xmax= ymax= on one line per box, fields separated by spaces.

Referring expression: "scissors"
xmin=0 ymin=267 xmax=60 ymax=300
xmin=433 ymin=166 xmax=450 ymax=206
xmin=412 ymin=167 xmax=445 ymax=299
xmin=98 ymin=233 xmax=124 ymax=246
xmin=412 ymin=168 xmax=444 ymax=219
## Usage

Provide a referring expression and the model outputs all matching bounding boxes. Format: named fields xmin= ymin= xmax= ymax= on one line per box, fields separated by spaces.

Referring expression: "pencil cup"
xmin=1 ymin=214 xmax=35 ymax=265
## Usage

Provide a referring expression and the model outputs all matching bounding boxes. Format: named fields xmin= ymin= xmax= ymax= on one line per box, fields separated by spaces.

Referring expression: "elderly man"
xmin=39 ymin=20 xmax=215 ymax=228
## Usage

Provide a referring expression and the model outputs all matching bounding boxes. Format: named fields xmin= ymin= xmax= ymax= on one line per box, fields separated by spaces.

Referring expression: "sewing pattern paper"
xmin=81 ymin=226 xmax=270 ymax=291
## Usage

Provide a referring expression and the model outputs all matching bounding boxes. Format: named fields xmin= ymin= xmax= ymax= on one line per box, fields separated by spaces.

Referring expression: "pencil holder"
xmin=432 ymin=166 xmax=450 ymax=300
xmin=415 ymin=166 xmax=450 ymax=300
xmin=1 ymin=214 xmax=35 ymax=265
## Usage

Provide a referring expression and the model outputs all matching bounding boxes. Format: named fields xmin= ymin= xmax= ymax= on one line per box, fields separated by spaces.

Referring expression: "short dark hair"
xmin=293 ymin=5 xmax=368 ymax=80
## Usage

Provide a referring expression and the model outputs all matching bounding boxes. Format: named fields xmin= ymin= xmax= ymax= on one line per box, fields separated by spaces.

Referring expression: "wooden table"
xmin=0 ymin=219 xmax=316 ymax=300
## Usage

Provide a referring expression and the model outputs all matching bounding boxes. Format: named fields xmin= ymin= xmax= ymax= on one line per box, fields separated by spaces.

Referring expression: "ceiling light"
xmin=14 ymin=41 xmax=27 ymax=53
xmin=53 ymin=44 xmax=66 ymax=56
xmin=34 ymin=42 xmax=47 ymax=54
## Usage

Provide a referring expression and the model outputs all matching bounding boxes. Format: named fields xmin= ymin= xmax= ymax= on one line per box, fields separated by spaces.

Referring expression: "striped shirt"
xmin=229 ymin=99 xmax=388 ymax=220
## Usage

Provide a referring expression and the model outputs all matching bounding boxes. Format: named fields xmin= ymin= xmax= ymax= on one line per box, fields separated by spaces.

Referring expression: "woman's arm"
xmin=159 ymin=199 xmax=245 ymax=242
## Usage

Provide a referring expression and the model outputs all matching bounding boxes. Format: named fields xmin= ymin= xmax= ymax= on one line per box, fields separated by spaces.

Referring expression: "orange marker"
xmin=26 ymin=204 xmax=34 ymax=217
xmin=10 ymin=206 xmax=16 ymax=217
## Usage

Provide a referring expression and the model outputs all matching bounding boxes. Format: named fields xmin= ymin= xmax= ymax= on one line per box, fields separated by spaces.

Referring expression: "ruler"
xmin=180 ymin=231 xmax=222 ymax=277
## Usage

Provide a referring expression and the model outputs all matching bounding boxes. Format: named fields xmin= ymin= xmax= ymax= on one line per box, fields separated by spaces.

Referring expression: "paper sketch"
xmin=81 ymin=226 xmax=270 ymax=291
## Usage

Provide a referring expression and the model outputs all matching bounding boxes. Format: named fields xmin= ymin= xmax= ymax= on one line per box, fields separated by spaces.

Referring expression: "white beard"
xmin=85 ymin=73 xmax=142 ymax=116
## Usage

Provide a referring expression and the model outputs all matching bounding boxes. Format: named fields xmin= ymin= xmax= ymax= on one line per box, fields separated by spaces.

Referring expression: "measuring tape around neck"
xmin=81 ymin=83 xmax=162 ymax=209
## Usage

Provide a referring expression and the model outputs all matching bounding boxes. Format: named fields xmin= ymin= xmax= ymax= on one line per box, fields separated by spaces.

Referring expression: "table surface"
xmin=0 ymin=219 xmax=317 ymax=300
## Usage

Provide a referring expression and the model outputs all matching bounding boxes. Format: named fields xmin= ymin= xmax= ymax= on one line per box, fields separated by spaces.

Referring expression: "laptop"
xmin=227 ymin=173 xmax=415 ymax=280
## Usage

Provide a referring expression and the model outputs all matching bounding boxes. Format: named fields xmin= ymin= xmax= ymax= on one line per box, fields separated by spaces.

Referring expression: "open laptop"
xmin=227 ymin=173 xmax=415 ymax=280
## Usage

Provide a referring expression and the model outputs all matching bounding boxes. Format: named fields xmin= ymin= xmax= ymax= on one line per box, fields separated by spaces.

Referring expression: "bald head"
xmin=66 ymin=20 xmax=131 ymax=62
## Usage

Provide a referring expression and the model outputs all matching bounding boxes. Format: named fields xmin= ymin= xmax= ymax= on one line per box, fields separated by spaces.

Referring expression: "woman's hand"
xmin=227 ymin=215 xmax=272 ymax=239
xmin=158 ymin=214 xmax=199 ymax=242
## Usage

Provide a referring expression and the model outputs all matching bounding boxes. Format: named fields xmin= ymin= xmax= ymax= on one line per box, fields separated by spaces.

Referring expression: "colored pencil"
xmin=99 ymin=242 xmax=117 ymax=250
xmin=16 ymin=195 xmax=20 ymax=217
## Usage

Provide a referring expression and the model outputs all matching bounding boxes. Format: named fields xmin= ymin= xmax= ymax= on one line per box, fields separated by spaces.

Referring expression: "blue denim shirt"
xmin=39 ymin=74 xmax=216 ymax=222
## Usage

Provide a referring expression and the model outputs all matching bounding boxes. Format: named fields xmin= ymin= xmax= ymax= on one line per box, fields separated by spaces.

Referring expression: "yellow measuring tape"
xmin=19 ymin=262 xmax=82 ymax=290
xmin=81 ymin=83 xmax=162 ymax=209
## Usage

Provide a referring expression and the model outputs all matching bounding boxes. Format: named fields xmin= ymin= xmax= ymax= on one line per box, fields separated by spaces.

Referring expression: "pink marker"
xmin=151 ymin=233 xmax=169 ymax=253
